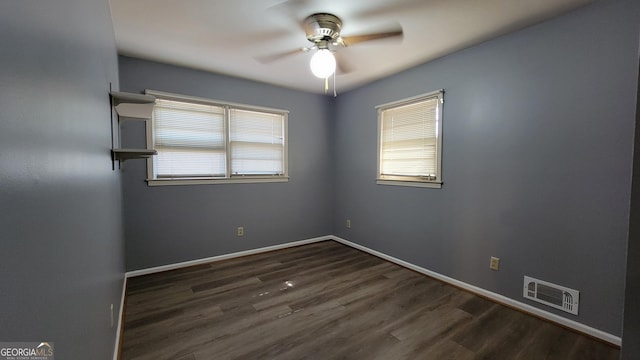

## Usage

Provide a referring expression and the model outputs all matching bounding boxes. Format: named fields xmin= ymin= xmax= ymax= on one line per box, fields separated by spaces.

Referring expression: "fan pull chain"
xmin=333 ymin=71 xmax=337 ymax=97
xmin=321 ymin=73 xmax=337 ymax=96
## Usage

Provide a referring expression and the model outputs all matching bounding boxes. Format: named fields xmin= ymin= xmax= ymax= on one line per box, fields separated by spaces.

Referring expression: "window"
xmin=377 ymin=89 xmax=444 ymax=188
xmin=146 ymin=90 xmax=288 ymax=186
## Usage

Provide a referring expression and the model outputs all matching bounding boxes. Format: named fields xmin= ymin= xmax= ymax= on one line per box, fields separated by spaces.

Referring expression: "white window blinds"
xmin=149 ymin=91 xmax=288 ymax=183
xmin=378 ymin=90 xmax=443 ymax=185
xmin=154 ymin=99 xmax=226 ymax=178
xmin=230 ymin=109 xmax=285 ymax=175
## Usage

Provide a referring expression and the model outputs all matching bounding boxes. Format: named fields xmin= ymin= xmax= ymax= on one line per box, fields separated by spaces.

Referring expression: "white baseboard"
xmin=112 ymin=275 xmax=127 ymax=360
xmin=119 ymin=234 xmax=620 ymax=347
xmin=125 ymin=235 xmax=332 ymax=278
xmin=330 ymin=236 xmax=621 ymax=347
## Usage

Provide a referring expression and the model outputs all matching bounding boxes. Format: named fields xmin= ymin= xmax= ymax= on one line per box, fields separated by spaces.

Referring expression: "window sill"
xmin=147 ymin=177 xmax=289 ymax=186
xmin=376 ymin=179 xmax=442 ymax=189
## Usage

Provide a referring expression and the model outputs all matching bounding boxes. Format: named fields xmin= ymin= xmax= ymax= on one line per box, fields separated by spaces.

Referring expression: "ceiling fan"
xmin=257 ymin=12 xmax=403 ymax=79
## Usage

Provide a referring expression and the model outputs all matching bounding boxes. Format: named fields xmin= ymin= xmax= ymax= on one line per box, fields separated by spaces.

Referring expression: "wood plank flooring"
xmin=119 ymin=241 xmax=619 ymax=360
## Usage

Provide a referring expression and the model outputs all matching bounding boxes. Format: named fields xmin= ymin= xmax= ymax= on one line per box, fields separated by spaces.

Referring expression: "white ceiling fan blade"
xmin=339 ymin=28 xmax=403 ymax=47
xmin=255 ymin=46 xmax=313 ymax=64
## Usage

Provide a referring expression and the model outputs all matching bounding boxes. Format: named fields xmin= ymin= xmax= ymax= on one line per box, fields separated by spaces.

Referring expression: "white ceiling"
xmin=109 ymin=0 xmax=594 ymax=94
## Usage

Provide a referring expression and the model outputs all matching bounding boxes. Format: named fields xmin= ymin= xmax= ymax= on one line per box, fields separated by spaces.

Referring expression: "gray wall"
xmin=332 ymin=0 xmax=638 ymax=336
xmin=622 ymin=59 xmax=640 ymax=359
xmin=0 ymin=0 xmax=124 ymax=359
xmin=118 ymin=57 xmax=334 ymax=271
xmin=118 ymin=0 xmax=638 ymax=340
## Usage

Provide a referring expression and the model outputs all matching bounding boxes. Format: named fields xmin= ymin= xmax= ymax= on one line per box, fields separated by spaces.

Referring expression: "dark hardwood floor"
xmin=120 ymin=241 xmax=619 ymax=360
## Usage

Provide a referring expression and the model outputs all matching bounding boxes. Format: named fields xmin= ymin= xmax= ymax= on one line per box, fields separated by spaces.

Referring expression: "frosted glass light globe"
xmin=310 ymin=49 xmax=336 ymax=78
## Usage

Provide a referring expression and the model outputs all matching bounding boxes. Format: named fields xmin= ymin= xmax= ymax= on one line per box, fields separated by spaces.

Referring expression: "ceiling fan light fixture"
xmin=310 ymin=49 xmax=336 ymax=78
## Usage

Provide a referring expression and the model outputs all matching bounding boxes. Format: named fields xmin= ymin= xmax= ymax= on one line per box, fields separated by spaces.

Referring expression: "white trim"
xmin=145 ymin=89 xmax=289 ymax=115
xmin=330 ymin=236 xmax=621 ymax=347
xmin=125 ymin=236 xmax=331 ymax=277
xmin=376 ymin=179 xmax=442 ymax=188
xmin=375 ymin=89 xmax=445 ymax=110
xmin=147 ymin=176 xmax=289 ymax=187
xmin=112 ymin=276 xmax=127 ymax=360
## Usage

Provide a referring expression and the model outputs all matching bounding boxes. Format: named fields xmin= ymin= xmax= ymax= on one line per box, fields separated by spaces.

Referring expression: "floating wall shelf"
xmin=110 ymin=91 xmax=157 ymax=165
xmin=112 ymin=148 xmax=158 ymax=161
xmin=111 ymin=91 xmax=156 ymax=119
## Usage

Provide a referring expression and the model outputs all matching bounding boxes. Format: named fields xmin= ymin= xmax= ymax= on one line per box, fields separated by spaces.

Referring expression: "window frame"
xmin=376 ymin=89 xmax=444 ymax=189
xmin=145 ymin=90 xmax=289 ymax=186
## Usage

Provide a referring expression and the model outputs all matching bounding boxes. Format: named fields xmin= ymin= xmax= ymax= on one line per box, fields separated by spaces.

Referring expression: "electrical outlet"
xmin=110 ymin=303 xmax=114 ymax=328
xmin=237 ymin=226 xmax=244 ymax=237
xmin=346 ymin=219 xmax=351 ymax=228
xmin=490 ymin=256 xmax=500 ymax=271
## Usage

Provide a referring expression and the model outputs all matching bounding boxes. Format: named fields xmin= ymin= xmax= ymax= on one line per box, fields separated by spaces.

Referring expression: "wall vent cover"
xmin=523 ymin=276 xmax=579 ymax=315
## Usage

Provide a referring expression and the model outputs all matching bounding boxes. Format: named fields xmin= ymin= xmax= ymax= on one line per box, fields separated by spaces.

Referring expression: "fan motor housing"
xmin=303 ymin=13 xmax=342 ymax=43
